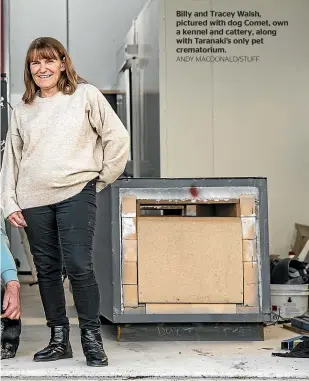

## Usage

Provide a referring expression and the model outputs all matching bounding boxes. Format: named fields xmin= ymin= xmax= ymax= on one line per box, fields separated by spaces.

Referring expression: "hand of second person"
xmin=8 ymin=211 xmax=27 ymax=228
xmin=2 ymin=281 xmax=21 ymax=320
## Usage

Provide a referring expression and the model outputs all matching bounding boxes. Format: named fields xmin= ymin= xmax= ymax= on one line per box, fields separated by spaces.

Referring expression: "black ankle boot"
xmin=81 ymin=328 xmax=108 ymax=367
xmin=33 ymin=326 xmax=73 ymax=362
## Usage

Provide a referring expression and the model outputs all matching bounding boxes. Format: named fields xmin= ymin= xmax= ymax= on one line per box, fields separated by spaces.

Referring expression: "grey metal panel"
xmin=114 ymin=177 xmax=267 ymax=189
xmin=110 ymin=184 xmax=122 ymax=316
xmin=107 ymin=322 xmax=264 ymax=342
xmin=259 ymin=182 xmax=271 ymax=318
xmin=134 ymin=0 xmax=161 ymax=177
xmin=92 ymin=187 xmax=113 ymax=321
xmin=142 ymin=92 xmax=160 ymax=176
xmin=131 ymin=59 xmax=142 ymax=177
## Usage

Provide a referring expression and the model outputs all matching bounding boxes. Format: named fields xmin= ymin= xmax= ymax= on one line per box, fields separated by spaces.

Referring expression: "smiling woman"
xmin=23 ymin=37 xmax=87 ymax=103
xmin=1 ymin=36 xmax=130 ymax=367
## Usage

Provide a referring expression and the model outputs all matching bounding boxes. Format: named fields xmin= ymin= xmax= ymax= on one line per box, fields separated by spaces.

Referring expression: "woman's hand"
xmin=8 ymin=211 xmax=27 ymax=228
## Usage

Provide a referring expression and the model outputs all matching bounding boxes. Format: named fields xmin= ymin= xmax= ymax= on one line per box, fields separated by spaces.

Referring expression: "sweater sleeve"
xmin=1 ymin=208 xmax=19 ymax=284
xmin=86 ymin=86 xmax=130 ymax=191
xmin=0 ymin=109 xmax=23 ymax=219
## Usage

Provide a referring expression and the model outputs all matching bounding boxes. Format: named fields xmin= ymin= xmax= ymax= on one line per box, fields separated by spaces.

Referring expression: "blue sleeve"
xmin=1 ymin=209 xmax=19 ymax=284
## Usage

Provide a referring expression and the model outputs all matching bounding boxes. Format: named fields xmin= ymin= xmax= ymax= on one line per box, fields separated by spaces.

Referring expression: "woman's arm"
xmin=1 ymin=109 xmax=23 ymax=219
xmin=87 ymin=86 xmax=130 ymax=191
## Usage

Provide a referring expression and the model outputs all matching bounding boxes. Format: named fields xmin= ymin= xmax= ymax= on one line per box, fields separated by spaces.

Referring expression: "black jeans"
xmin=23 ymin=179 xmax=100 ymax=330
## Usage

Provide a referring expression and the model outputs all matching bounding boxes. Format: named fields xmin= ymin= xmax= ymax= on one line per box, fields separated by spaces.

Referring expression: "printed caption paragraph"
xmin=175 ymin=10 xmax=289 ymax=63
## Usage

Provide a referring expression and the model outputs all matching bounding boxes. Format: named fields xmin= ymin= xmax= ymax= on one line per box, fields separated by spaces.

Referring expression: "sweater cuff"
xmin=3 ymin=202 xmax=21 ymax=220
xmin=2 ymin=269 xmax=19 ymax=285
xmin=96 ymin=181 xmax=108 ymax=193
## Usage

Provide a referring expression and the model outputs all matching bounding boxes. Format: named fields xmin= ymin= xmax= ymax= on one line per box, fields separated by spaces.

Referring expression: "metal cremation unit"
xmin=92 ymin=177 xmax=271 ymax=341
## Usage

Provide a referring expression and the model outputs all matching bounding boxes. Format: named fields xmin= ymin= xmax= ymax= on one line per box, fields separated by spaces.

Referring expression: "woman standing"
xmin=1 ymin=37 xmax=130 ymax=367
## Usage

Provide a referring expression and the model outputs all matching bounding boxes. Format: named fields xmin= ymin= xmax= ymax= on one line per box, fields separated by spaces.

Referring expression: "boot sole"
xmin=86 ymin=360 xmax=108 ymax=367
xmin=33 ymin=352 xmax=73 ymax=362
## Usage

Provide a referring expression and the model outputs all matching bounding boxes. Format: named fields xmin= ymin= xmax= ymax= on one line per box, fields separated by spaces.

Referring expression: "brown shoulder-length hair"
xmin=22 ymin=37 xmax=87 ymax=104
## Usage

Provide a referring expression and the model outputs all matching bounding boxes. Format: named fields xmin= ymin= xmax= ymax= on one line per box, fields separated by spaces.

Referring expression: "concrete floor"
xmin=1 ymin=278 xmax=309 ymax=380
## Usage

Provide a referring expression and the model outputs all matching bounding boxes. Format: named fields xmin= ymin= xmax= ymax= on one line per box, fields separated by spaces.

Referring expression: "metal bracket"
xmin=125 ymin=44 xmax=138 ymax=56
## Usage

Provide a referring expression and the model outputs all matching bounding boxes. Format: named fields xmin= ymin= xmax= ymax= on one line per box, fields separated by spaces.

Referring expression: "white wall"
xmin=9 ymin=0 xmax=68 ymax=100
xmin=212 ymin=0 xmax=309 ymax=258
xmin=68 ymin=0 xmax=147 ymax=89
xmin=161 ymin=0 xmax=309 ymax=256
xmin=161 ymin=0 xmax=214 ymax=178
xmin=9 ymin=0 xmax=147 ymax=106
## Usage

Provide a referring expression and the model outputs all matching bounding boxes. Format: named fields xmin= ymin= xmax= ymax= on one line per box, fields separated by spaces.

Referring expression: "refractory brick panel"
xmin=123 ymin=285 xmax=138 ymax=307
xmin=146 ymin=303 xmax=237 ymax=314
xmin=137 ymin=217 xmax=244 ymax=304
xmin=122 ymin=261 xmax=137 ymax=285
xmin=122 ymin=218 xmax=137 ymax=240
xmin=121 ymin=195 xmax=137 ymax=217
xmin=122 ymin=240 xmax=138 ymax=262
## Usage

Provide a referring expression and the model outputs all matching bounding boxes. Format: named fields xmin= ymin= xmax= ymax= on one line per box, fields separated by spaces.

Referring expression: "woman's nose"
xmin=39 ymin=63 xmax=47 ymax=73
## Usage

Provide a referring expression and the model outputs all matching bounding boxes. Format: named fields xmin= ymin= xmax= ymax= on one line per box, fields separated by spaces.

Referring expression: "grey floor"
xmin=1 ymin=277 xmax=309 ymax=380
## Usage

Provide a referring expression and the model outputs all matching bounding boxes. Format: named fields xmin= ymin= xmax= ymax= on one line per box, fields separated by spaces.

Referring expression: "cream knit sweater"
xmin=1 ymin=84 xmax=130 ymax=219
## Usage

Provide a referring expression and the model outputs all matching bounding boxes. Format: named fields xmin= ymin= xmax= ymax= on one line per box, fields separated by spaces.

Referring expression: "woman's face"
xmin=29 ymin=55 xmax=65 ymax=92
